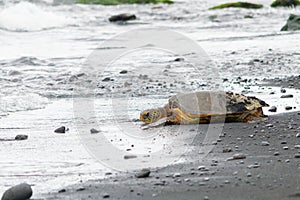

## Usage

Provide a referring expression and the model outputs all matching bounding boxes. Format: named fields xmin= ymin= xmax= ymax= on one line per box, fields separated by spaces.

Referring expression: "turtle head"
xmin=140 ymin=109 xmax=163 ymax=124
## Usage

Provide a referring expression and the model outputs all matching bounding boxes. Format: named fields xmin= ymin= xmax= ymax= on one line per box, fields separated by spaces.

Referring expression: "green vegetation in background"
xmin=77 ymin=0 xmax=173 ymax=5
xmin=209 ymin=2 xmax=263 ymax=10
xmin=271 ymin=0 xmax=300 ymax=7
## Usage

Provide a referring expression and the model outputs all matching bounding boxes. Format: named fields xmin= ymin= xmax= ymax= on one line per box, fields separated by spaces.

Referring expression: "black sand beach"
xmin=46 ymin=110 xmax=300 ymax=199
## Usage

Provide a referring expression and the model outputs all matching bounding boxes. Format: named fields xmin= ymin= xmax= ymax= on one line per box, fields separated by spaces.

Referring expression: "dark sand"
xmin=45 ymin=110 xmax=300 ymax=200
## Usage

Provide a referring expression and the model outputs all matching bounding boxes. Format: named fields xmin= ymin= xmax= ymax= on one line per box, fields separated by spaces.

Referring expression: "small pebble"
xmin=54 ymin=126 xmax=66 ymax=133
xmin=223 ymin=148 xmax=232 ymax=153
xmin=124 ymin=155 xmax=137 ymax=159
xmin=58 ymin=189 xmax=66 ymax=193
xmin=294 ymin=154 xmax=300 ymax=158
xmin=135 ymin=169 xmax=151 ymax=178
xmin=281 ymin=94 xmax=293 ymax=98
xmin=102 ymin=193 xmax=110 ymax=198
xmin=120 ymin=70 xmax=128 ymax=74
xmin=247 ymin=172 xmax=252 ymax=177
xmin=285 ymin=106 xmax=293 ymax=111
xmin=274 ymin=152 xmax=280 ymax=156
xmin=268 ymin=106 xmax=277 ymax=112
xmin=76 ymin=187 xmax=85 ymax=191
xmin=283 ymin=146 xmax=289 ymax=150
xmin=173 ymin=173 xmax=181 ymax=178
xmin=294 ymin=145 xmax=300 ymax=149
xmin=296 ymin=133 xmax=300 ymax=138
xmin=90 ymin=128 xmax=100 ymax=134
xmin=15 ymin=135 xmax=28 ymax=141
xmin=261 ymin=141 xmax=270 ymax=146
xmin=227 ymin=153 xmax=246 ymax=161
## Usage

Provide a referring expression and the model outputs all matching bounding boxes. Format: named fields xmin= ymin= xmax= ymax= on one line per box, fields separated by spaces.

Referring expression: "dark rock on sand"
xmin=90 ymin=128 xmax=100 ymax=134
xmin=227 ymin=153 xmax=246 ymax=161
xmin=102 ymin=193 xmax=110 ymax=198
xmin=280 ymin=88 xmax=286 ymax=93
xmin=271 ymin=0 xmax=300 ymax=7
xmin=14 ymin=135 xmax=28 ymax=141
xmin=174 ymin=58 xmax=184 ymax=62
xmin=102 ymin=77 xmax=111 ymax=82
xmin=54 ymin=126 xmax=66 ymax=133
xmin=268 ymin=106 xmax=277 ymax=112
xmin=124 ymin=155 xmax=137 ymax=159
xmin=281 ymin=14 xmax=300 ymax=31
xmin=209 ymin=2 xmax=263 ymax=10
xmin=285 ymin=106 xmax=293 ymax=110
xmin=58 ymin=189 xmax=66 ymax=193
xmin=135 ymin=169 xmax=151 ymax=178
xmin=261 ymin=141 xmax=270 ymax=146
xmin=294 ymin=154 xmax=300 ymax=158
xmin=119 ymin=70 xmax=128 ymax=74
xmin=280 ymin=94 xmax=293 ymax=98
xmin=1 ymin=183 xmax=32 ymax=200
xmin=109 ymin=14 xmax=136 ymax=22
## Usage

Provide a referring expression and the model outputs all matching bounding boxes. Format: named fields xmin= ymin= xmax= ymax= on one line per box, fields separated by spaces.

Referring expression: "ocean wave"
xmin=0 ymin=2 xmax=74 ymax=31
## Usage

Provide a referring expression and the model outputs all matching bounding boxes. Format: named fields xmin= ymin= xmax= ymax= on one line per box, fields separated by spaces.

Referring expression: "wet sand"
xmin=45 ymin=109 xmax=300 ymax=200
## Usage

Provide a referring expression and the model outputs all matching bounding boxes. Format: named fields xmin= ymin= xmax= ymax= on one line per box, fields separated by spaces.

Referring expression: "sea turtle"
xmin=140 ymin=91 xmax=269 ymax=125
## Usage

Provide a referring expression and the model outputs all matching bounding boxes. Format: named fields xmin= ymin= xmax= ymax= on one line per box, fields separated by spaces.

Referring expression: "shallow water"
xmin=0 ymin=0 xmax=299 ymax=198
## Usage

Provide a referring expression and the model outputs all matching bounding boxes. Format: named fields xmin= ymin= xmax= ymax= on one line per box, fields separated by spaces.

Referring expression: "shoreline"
xmin=44 ymin=111 xmax=300 ymax=200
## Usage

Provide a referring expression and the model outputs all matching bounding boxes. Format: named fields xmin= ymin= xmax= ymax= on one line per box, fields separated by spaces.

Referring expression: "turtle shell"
xmin=168 ymin=91 xmax=268 ymax=116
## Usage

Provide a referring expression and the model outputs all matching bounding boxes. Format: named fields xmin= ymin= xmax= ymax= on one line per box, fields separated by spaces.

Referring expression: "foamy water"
xmin=0 ymin=0 xmax=299 ymax=198
xmin=0 ymin=2 xmax=74 ymax=31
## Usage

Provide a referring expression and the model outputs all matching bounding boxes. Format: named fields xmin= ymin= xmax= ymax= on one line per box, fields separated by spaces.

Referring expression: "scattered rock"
xmin=14 ymin=135 xmax=28 ymax=141
xmin=76 ymin=187 xmax=85 ymax=191
xmin=280 ymin=88 xmax=287 ymax=93
xmin=102 ymin=193 xmax=110 ymax=198
xmin=90 ymin=128 xmax=100 ymax=134
xmin=173 ymin=173 xmax=181 ymax=178
xmin=268 ymin=106 xmax=277 ymax=112
xmin=294 ymin=145 xmax=300 ymax=149
xmin=265 ymin=124 xmax=274 ymax=128
xmin=296 ymin=133 xmax=300 ymax=138
xmin=280 ymin=94 xmax=293 ymax=98
xmin=135 ymin=169 xmax=151 ymax=178
xmin=1 ymin=183 xmax=32 ymax=200
xmin=271 ymin=0 xmax=300 ymax=7
xmin=227 ymin=153 xmax=246 ymax=161
xmin=174 ymin=58 xmax=184 ymax=62
xmin=285 ymin=106 xmax=293 ymax=111
xmin=102 ymin=77 xmax=111 ymax=82
xmin=109 ymin=14 xmax=136 ymax=22
xmin=294 ymin=154 xmax=300 ymax=158
xmin=261 ymin=141 xmax=270 ymax=146
xmin=119 ymin=70 xmax=128 ymax=74
xmin=283 ymin=146 xmax=289 ymax=150
xmin=58 ymin=189 xmax=66 ymax=193
xmin=124 ymin=155 xmax=137 ymax=159
xmin=274 ymin=152 xmax=280 ymax=156
xmin=54 ymin=126 xmax=66 ymax=133
xmin=223 ymin=147 xmax=232 ymax=153
xmin=247 ymin=172 xmax=252 ymax=177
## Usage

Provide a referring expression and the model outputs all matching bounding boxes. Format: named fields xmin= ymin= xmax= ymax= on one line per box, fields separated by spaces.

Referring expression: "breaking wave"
xmin=0 ymin=2 xmax=74 ymax=31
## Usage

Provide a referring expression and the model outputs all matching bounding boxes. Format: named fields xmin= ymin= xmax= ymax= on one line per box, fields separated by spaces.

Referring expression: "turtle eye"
xmin=143 ymin=112 xmax=150 ymax=119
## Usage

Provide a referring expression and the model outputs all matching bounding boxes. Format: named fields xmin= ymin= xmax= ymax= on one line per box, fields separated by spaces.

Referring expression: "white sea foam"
xmin=0 ymin=2 xmax=74 ymax=31
xmin=0 ymin=93 xmax=49 ymax=117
